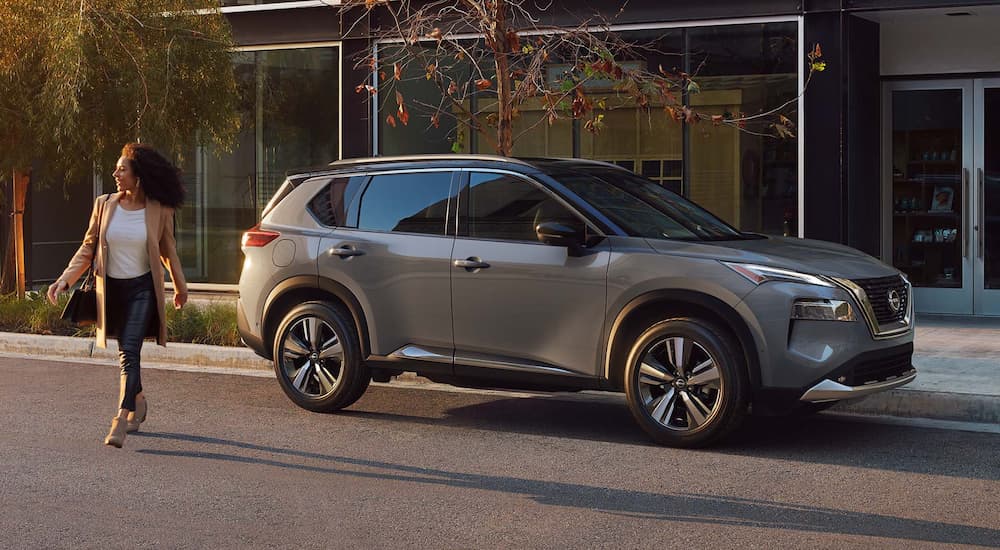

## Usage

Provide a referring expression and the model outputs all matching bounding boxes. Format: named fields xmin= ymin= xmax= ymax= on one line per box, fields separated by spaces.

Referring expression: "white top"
xmin=105 ymin=207 xmax=150 ymax=278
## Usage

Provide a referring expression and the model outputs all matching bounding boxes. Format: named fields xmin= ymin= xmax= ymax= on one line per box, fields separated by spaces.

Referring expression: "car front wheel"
xmin=272 ymin=301 xmax=370 ymax=412
xmin=624 ymin=318 xmax=748 ymax=448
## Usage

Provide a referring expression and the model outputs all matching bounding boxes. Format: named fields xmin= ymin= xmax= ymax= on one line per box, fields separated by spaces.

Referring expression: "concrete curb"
xmin=1 ymin=332 xmax=996 ymax=425
xmin=0 ymin=332 xmax=271 ymax=372
xmin=829 ymin=390 xmax=1000 ymax=425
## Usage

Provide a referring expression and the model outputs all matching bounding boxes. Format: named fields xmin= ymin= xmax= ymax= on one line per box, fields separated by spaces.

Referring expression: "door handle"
xmin=328 ymin=246 xmax=365 ymax=258
xmin=979 ymin=168 xmax=985 ymax=259
xmin=453 ymin=257 xmax=490 ymax=270
xmin=963 ymin=168 xmax=969 ymax=259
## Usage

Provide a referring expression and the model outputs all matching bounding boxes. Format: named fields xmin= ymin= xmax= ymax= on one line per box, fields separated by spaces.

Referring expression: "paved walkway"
xmin=829 ymin=315 xmax=999 ymax=424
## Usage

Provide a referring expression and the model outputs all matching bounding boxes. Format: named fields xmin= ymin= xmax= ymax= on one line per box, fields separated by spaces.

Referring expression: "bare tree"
xmin=340 ymin=0 xmax=824 ymax=156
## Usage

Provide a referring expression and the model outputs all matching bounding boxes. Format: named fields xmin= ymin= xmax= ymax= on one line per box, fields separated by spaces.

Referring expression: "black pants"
xmin=105 ymin=272 xmax=156 ymax=412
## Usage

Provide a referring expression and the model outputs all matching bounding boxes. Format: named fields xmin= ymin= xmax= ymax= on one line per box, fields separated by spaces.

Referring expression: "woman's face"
xmin=113 ymin=156 xmax=138 ymax=194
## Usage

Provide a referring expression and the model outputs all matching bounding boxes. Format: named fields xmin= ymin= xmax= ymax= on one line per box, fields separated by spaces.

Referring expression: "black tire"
xmin=272 ymin=301 xmax=370 ymax=412
xmin=623 ymin=317 xmax=749 ymax=448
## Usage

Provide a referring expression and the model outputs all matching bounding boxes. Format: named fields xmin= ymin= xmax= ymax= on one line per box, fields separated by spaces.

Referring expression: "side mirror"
xmin=535 ymin=221 xmax=584 ymax=248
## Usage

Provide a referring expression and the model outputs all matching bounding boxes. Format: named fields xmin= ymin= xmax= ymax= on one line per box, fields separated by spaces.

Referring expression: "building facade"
xmin=24 ymin=0 xmax=1000 ymax=317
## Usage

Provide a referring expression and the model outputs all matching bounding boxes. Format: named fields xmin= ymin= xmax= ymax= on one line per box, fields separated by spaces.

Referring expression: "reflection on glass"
xmin=176 ymin=47 xmax=340 ymax=284
xmin=378 ymin=23 xmax=799 ymax=235
xmin=984 ymin=89 xmax=1000 ymax=289
xmin=687 ymin=23 xmax=799 ymax=236
xmin=890 ymin=89 xmax=963 ymax=288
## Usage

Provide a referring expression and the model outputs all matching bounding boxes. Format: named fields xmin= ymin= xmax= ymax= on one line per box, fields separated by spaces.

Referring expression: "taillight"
xmin=242 ymin=225 xmax=280 ymax=248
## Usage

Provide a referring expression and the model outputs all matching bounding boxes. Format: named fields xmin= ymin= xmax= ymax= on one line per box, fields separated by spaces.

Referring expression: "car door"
xmin=317 ymin=170 xmax=458 ymax=364
xmin=450 ymin=170 xmax=611 ymax=379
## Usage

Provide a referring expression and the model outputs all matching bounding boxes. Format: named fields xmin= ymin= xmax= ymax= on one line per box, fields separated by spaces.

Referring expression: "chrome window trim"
xmin=830 ymin=277 xmax=913 ymax=339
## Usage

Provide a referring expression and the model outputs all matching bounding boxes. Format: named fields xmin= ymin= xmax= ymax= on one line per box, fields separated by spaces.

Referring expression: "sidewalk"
xmin=1 ymin=314 xmax=997 ymax=425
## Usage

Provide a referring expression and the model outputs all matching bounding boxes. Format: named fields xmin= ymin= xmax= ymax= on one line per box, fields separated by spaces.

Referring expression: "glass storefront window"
xmin=376 ymin=21 xmax=800 ymax=236
xmin=176 ymin=46 xmax=340 ymax=284
xmin=687 ymin=23 xmax=799 ymax=236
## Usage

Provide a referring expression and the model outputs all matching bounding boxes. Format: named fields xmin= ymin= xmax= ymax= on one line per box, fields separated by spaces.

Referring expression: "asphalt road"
xmin=1 ymin=357 xmax=998 ymax=549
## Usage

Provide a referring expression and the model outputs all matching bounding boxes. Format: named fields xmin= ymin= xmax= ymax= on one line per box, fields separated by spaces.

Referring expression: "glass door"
xmin=974 ymin=79 xmax=1000 ymax=315
xmin=886 ymin=81 xmax=974 ymax=314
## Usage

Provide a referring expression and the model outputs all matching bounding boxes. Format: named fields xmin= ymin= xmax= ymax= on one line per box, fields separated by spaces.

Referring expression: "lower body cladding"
xmin=736 ymin=280 xmax=916 ymax=414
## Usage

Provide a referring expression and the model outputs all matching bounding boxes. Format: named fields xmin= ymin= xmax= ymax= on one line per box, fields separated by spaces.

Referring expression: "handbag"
xmin=60 ymin=273 xmax=97 ymax=324
xmin=61 ymin=196 xmax=105 ymax=325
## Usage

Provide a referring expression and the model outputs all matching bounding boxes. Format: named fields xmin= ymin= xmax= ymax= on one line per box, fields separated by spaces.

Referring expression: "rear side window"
xmin=357 ymin=172 xmax=455 ymax=235
xmin=308 ymin=176 xmax=366 ymax=227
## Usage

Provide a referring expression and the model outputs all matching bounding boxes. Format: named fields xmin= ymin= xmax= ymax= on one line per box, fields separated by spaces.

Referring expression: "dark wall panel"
xmin=804 ymin=12 xmax=846 ymax=243
xmin=845 ymin=15 xmax=881 ymax=256
xmin=228 ymin=7 xmax=341 ymax=46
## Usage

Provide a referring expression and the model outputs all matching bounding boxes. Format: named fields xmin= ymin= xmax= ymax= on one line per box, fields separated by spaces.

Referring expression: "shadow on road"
xmin=344 ymin=388 xmax=1000 ymax=482
xmin=135 ymin=431 xmax=999 ymax=547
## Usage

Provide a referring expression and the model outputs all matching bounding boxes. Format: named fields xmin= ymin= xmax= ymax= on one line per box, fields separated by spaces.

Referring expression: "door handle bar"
xmin=454 ymin=258 xmax=490 ymax=269
xmin=963 ymin=168 xmax=969 ymax=259
xmin=328 ymin=246 xmax=365 ymax=258
xmin=979 ymin=168 xmax=985 ymax=259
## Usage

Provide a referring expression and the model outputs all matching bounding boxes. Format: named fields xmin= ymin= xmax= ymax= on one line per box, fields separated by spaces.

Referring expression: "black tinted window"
xmin=357 ymin=172 xmax=454 ymax=235
xmin=308 ymin=176 xmax=366 ymax=227
xmin=463 ymin=172 xmax=580 ymax=242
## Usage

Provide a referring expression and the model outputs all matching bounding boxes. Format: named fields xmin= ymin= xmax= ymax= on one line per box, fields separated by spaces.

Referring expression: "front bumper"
xmin=800 ymin=371 xmax=916 ymax=402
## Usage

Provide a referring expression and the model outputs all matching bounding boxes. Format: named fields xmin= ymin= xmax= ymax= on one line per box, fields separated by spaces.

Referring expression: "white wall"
xmin=879 ymin=10 xmax=1000 ymax=76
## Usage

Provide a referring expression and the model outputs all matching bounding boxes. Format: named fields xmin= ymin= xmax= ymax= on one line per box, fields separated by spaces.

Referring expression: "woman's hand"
xmin=173 ymin=289 xmax=188 ymax=309
xmin=47 ymin=280 xmax=68 ymax=306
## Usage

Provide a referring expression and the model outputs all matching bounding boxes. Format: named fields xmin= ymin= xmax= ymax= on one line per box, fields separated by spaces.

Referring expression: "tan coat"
xmin=59 ymin=193 xmax=188 ymax=348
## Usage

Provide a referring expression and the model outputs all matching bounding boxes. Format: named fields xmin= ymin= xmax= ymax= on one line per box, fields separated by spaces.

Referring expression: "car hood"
xmin=644 ymin=235 xmax=899 ymax=280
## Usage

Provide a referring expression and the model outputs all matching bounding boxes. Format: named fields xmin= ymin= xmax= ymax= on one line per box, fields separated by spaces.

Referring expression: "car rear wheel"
xmin=624 ymin=318 xmax=748 ymax=448
xmin=272 ymin=302 xmax=370 ymax=412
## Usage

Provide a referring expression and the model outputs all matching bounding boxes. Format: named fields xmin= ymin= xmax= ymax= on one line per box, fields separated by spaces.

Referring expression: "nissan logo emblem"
xmin=887 ymin=289 xmax=902 ymax=313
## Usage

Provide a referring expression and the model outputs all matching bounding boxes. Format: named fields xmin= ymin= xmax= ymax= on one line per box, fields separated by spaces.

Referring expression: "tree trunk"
xmin=492 ymin=4 xmax=513 ymax=157
xmin=12 ymin=170 xmax=28 ymax=299
xmin=0 ymin=175 xmax=11 ymax=295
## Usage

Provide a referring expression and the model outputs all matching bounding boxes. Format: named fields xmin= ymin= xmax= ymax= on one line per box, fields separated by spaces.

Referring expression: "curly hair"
xmin=121 ymin=143 xmax=186 ymax=209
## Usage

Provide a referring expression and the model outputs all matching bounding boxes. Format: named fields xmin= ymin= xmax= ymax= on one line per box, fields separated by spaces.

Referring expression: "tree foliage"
xmin=0 ymin=0 xmax=240 ymax=183
xmin=342 ymin=0 xmax=822 ymax=156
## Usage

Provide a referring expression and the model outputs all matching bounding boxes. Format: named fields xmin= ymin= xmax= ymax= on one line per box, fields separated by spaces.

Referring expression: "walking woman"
xmin=47 ymin=143 xmax=189 ymax=448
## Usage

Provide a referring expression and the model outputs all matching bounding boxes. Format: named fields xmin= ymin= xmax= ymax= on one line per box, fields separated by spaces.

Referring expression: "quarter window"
xmin=462 ymin=172 xmax=581 ymax=242
xmin=357 ymin=172 xmax=455 ymax=235
xmin=308 ymin=176 xmax=366 ymax=227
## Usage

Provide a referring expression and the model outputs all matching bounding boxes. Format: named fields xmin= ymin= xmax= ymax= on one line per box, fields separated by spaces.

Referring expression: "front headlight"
xmin=722 ymin=262 xmax=834 ymax=288
xmin=791 ymin=299 xmax=856 ymax=321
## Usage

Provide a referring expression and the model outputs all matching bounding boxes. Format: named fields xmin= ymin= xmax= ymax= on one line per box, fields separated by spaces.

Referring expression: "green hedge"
xmin=0 ymin=292 xmax=240 ymax=347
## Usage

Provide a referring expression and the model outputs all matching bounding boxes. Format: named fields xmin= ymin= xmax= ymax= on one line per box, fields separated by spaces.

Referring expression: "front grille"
xmin=844 ymin=347 xmax=914 ymax=386
xmin=852 ymin=275 xmax=908 ymax=325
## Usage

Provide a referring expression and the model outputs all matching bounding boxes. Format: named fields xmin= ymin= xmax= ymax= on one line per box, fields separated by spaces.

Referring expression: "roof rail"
xmin=327 ymin=154 xmax=533 ymax=167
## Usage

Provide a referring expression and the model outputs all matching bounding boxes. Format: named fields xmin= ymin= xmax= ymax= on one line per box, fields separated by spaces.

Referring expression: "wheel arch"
xmin=262 ymin=275 xmax=371 ymax=361
xmin=604 ymin=290 xmax=761 ymax=392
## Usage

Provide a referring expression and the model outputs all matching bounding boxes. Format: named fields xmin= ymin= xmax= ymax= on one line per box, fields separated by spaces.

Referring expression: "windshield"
xmin=550 ymin=167 xmax=748 ymax=241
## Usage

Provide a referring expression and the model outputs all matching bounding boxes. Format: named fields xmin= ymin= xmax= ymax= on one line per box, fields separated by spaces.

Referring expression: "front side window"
xmin=462 ymin=172 xmax=581 ymax=242
xmin=552 ymin=168 xmax=748 ymax=241
xmin=357 ymin=172 xmax=455 ymax=235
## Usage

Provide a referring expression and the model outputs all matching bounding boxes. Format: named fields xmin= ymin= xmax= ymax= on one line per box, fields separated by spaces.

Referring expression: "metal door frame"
xmin=882 ymin=79 xmax=975 ymax=315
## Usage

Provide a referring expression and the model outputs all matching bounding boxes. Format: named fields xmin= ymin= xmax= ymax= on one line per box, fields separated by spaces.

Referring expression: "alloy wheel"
xmin=279 ymin=316 xmax=345 ymax=398
xmin=636 ymin=336 xmax=723 ymax=431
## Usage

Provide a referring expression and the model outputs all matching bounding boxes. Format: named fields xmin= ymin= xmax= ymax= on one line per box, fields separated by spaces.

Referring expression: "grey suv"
xmin=237 ymin=155 xmax=915 ymax=447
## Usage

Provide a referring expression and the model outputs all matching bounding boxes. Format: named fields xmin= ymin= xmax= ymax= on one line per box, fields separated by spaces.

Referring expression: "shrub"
xmin=0 ymin=292 xmax=239 ymax=346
